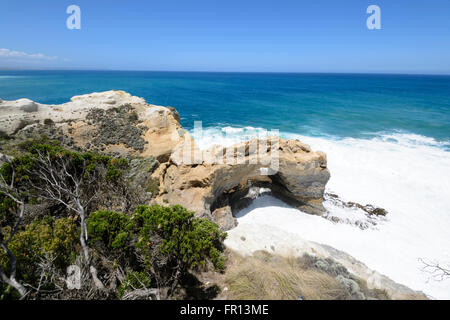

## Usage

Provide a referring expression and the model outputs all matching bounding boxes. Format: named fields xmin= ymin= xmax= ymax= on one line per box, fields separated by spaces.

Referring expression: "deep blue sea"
xmin=0 ymin=70 xmax=449 ymax=143
xmin=1 ymin=70 xmax=450 ymax=298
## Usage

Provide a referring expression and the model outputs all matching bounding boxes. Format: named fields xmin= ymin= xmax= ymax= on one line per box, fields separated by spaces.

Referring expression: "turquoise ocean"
xmin=0 ymin=71 xmax=449 ymax=143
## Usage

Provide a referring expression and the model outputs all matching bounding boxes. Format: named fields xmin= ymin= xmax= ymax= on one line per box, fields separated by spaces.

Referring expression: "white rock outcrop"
xmin=0 ymin=90 xmax=184 ymax=159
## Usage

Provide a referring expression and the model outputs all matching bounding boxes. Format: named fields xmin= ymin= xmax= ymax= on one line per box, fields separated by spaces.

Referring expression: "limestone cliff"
xmin=0 ymin=90 xmax=184 ymax=161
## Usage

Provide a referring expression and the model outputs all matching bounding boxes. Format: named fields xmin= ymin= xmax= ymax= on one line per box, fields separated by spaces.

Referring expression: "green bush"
xmin=87 ymin=205 xmax=227 ymax=272
xmin=87 ymin=210 xmax=133 ymax=250
xmin=43 ymin=119 xmax=54 ymax=126
xmin=0 ymin=130 xmax=11 ymax=140
xmin=0 ymin=194 xmax=17 ymax=227
xmin=133 ymin=205 xmax=227 ymax=271
xmin=191 ymin=218 xmax=227 ymax=270
xmin=2 ymin=142 xmax=129 ymax=186
xmin=17 ymin=135 xmax=59 ymax=152
xmin=0 ymin=216 xmax=78 ymax=285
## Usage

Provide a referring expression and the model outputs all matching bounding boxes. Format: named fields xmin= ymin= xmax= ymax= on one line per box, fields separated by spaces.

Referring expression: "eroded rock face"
xmin=212 ymin=206 xmax=237 ymax=231
xmin=151 ymin=137 xmax=330 ymax=221
xmin=0 ymin=91 xmax=185 ymax=160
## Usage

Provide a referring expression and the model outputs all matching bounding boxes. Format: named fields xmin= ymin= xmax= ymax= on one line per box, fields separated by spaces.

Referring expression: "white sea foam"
xmin=191 ymin=126 xmax=272 ymax=149
xmin=192 ymin=126 xmax=450 ymax=299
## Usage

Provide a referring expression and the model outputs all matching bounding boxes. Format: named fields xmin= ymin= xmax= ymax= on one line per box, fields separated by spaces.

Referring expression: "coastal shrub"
xmin=87 ymin=210 xmax=133 ymax=250
xmin=0 ymin=193 xmax=17 ymax=227
xmin=0 ymin=216 xmax=78 ymax=286
xmin=0 ymin=153 xmax=35 ymax=187
xmin=105 ymin=158 xmax=128 ymax=181
xmin=0 ymin=130 xmax=11 ymax=140
xmin=17 ymin=135 xmax=60 ymax=152
xmin=43 ymin=118 xmax=54 ymax=126
xmin=4 ymin=141 xmax=129 ymax=186
xmin=133 ymin=205 xmax=227 ymax=272
xmin=191 ymin=218 xmax=227 ymax=270
xmin=85 ymin=205 xmax=226 ymax=298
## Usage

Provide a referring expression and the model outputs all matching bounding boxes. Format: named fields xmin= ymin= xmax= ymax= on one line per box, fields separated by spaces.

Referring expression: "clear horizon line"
xmin=0 ymin=68 xmax=449 ymax=76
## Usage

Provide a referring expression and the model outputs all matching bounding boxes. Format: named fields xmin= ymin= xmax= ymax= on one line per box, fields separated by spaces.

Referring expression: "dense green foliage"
xmin=86 ymin=206 xmax=227 ymax=297
xmin=0 ymin=130 xmax=11 ymax=140
xmin=87 ymin=205 xmax=227 ymax=271
xmin=0 ymin=216 xmax=78 ymax=285
xmin=87 ymin=210 xmax=133 ymax=250
xmin=0 ymin=194 xmax=17 ymax=227
xmin=133 ymin=205 xmax=227 ymax=271
xmin=0 ymin=141 xmax=128 ymax=187
xmin=43 ymin=119 xmax=54 ymax=126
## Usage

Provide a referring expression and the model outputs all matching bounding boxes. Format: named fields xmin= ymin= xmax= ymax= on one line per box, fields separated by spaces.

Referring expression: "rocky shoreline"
xmin=0 ymin=90 xmax=426 ymax=299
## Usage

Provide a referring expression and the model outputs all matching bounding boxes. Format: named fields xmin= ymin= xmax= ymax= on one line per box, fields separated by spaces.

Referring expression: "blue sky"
xmin=0 ymin=0 xmax=449 ymax=73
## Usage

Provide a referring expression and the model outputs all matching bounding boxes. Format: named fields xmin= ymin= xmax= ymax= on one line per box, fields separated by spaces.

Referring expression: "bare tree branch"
xmin=121 ymin=288 xmax=161 ymax=300
xmin=28 ymin=151 xmax=106 ymax=291
xmin=0 ymin=160 xmax=28 ymax=298
xmin=419 ymin=258 xmax=450 ymax=282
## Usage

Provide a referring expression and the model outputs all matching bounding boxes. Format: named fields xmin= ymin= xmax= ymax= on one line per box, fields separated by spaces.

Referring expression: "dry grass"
xmin=194 ymin=250 xmax=426 ymax=300
xmin=221 ymin=250 xmax=350 ymax=300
